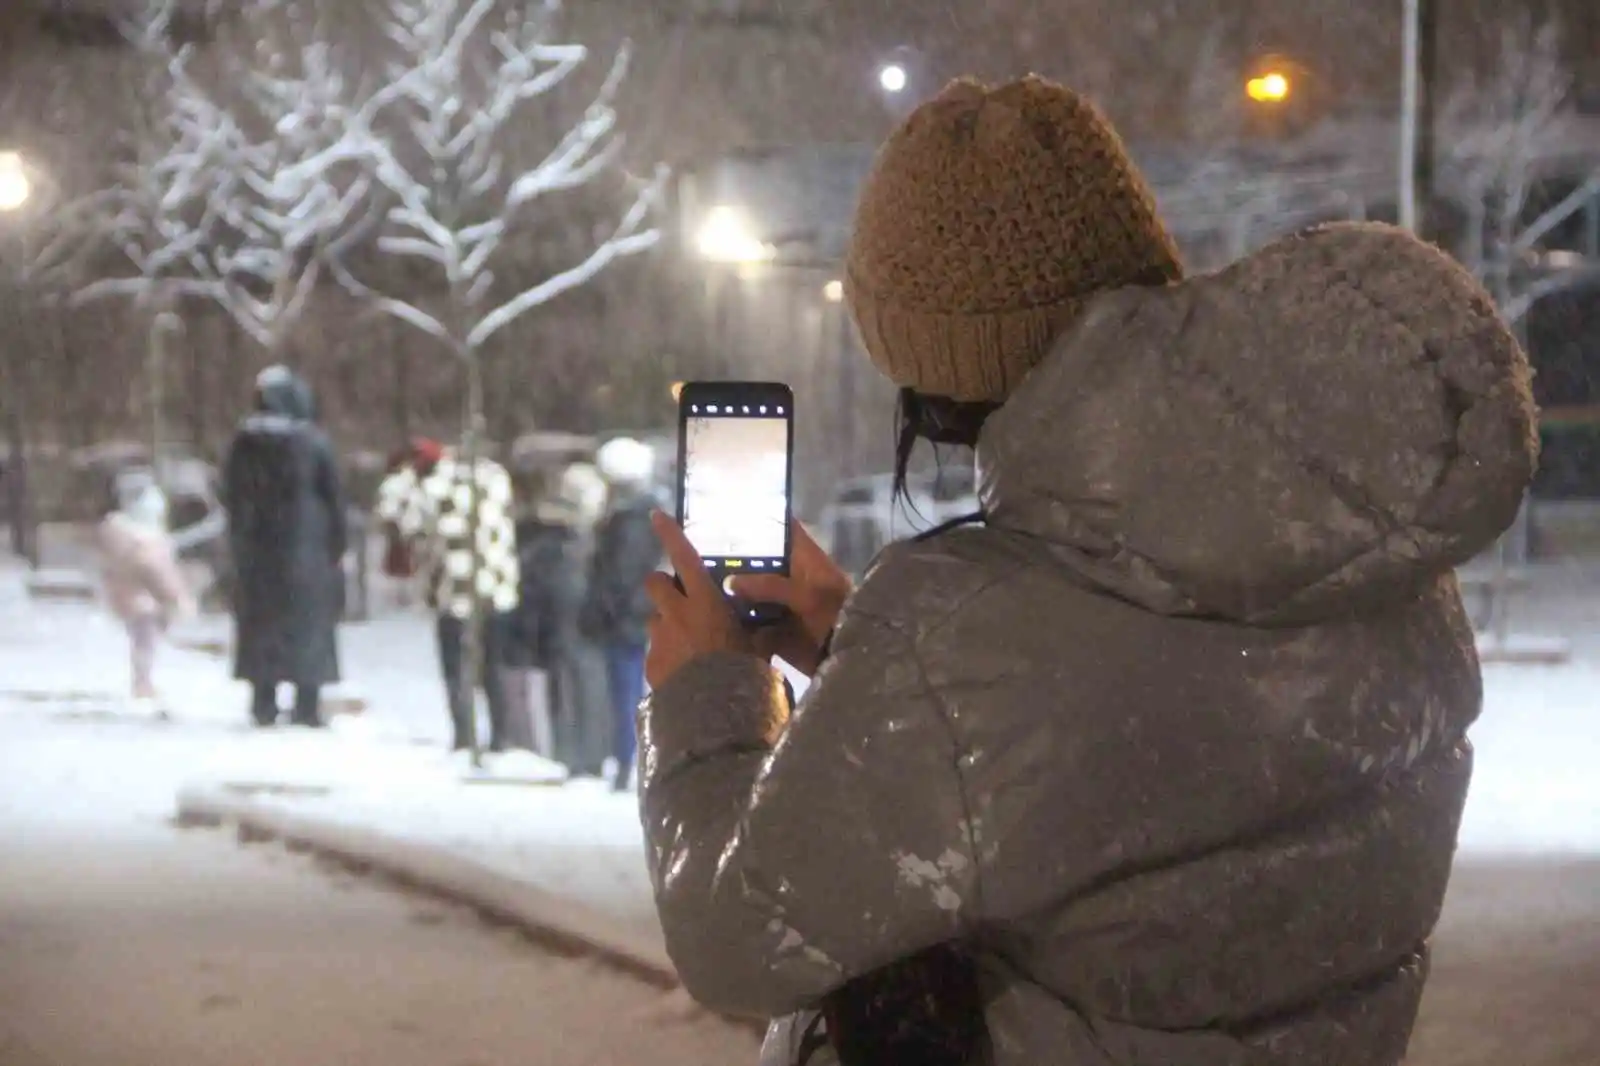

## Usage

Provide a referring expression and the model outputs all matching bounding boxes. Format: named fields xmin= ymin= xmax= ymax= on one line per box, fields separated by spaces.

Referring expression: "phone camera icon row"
xmin=689 ymin=404 xmax=784 ymax=415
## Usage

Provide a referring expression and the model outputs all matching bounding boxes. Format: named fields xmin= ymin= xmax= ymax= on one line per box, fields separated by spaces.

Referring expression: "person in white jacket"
xmin=96 ymin=478 xmax=196 ymax=712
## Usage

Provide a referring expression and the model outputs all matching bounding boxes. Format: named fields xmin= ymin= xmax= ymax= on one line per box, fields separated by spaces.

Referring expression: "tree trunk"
xmin=458 ymin=346 xmax=487 ymax=768
xmin=147 ymin=304 xmax=173 ymax=489
xmin=187 ymin=313 xmax=207 ymax=454
xmin=393 ymin=318 xmax=412 ymax=444
xmin=445 ymin=260 xmax=487 ymax=768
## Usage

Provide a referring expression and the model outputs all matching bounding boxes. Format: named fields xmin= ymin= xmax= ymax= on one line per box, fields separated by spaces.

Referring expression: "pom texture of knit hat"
xmin=845 ymin=75 xmax=1184 ymax=402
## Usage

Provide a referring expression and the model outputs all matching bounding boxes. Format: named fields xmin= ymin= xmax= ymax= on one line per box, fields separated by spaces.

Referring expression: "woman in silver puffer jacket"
xmin=637 ymin=75 xmax=1537 ymax=1066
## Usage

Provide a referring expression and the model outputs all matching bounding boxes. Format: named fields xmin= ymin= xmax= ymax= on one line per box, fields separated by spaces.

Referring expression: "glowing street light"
xmin=822 ymin=279 xmax=843 ymax=302
xmin=1246 ymin=71 xmax=1291 ymax=103
xmin=0 ymin=151 xmax=33 ymax=212
xmin=695 ymin=205 xmax=774 ymax=263
xmin=878 ymin=63 xmax=908 ymax=94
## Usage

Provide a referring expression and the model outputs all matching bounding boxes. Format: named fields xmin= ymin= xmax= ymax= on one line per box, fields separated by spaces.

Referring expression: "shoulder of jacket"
xmin=848 ymin=529 xmax=1014 ymax=632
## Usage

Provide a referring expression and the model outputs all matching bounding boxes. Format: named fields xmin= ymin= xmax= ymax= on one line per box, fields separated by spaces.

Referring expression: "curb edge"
xmin=172 ymin=784 xmax=767 ymax=1038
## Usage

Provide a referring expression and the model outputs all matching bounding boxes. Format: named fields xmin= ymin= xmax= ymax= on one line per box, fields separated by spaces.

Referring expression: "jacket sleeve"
xmin=637 ymin=605 xmax=979 ymax=1019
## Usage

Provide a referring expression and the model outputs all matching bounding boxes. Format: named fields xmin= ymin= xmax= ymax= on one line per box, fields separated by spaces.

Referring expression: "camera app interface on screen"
xmin=682 ymin=399 xmax=788 ymax=572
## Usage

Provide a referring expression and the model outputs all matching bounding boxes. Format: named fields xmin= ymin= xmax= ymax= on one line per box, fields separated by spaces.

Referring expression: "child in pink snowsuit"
xmin=97 ymin=482 xmax=195 ymax=708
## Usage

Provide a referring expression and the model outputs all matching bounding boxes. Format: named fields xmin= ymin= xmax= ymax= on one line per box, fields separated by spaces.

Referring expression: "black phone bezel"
xmin=674 ymin=380 xmax=795 ymax=625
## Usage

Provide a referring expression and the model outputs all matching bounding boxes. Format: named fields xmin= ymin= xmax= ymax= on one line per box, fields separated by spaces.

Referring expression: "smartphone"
xmin=675 ymin=381 xmax=795 ymax=626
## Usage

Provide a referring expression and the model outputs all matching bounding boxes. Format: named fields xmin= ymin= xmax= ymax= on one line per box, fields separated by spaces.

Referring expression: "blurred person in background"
xmin=378 ymin=440 xmax=434 ymax=609
xmin=96 ymin=475 xmax=196 ymax=714
xmin=635 ymin=76 xmax=1537 ymax=1066
xmin=510 ymin=461 xmax=611 ymax=775
xmin=376 ymin=438 xmax=520 ymax=752
xmin=581 ymin=436 xmax=660 ymax=792
xmin=222 ymin=366 xmax=346 ymax=729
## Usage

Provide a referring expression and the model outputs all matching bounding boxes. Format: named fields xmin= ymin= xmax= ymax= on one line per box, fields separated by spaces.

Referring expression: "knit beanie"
xmin=844 ymin=75 xmax=1184 ymax=403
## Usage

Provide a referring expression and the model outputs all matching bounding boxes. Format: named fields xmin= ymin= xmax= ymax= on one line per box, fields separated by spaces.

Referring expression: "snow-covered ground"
xmin=3 ymin=551 xmax=1598 ymax=1064
xmin=4 ymin=550 xmax=1598 ymax=888
xmin=0 ymin=710 xmax=757 ymax=1065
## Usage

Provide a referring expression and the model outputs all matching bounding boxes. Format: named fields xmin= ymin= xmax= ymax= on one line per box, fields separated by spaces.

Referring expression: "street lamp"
xmin=0 ymin=151 xmax=33 ymax=212
xmin=0 ymin=150 xmax=39 ymax=567
xmin=822 ymin=279 xmax=843 ymax=302
xmin=1246 ymin=71 xmax=1291 ymax=103
xmin=695 ymin=205 xmax=775 ymax=263
xmin=878 ymin=63 xmax=908 ymax=94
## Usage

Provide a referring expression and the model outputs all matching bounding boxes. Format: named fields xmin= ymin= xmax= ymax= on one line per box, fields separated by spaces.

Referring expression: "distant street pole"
xmin=1400 ymin=0 xmax=1439 ymax=238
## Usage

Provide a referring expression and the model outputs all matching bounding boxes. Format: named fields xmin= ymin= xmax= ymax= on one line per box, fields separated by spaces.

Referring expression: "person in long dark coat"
xmin=222 ymin=365 xmax=345 ymax=728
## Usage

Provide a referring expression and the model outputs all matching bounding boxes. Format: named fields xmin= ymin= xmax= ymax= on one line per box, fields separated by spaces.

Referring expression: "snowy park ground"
xmin=2 ymin=553 xmax=1598 ymax=1063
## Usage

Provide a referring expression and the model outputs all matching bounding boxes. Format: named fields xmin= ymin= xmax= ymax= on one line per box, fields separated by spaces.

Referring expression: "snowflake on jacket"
xmin=375 ymin=454 xmax=520 ymax=619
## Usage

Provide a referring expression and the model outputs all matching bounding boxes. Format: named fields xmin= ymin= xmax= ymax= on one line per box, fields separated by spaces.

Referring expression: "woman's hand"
xmin=642 ymin=511 xmax=764 ymax=690
xmin=729 ymin=520 xmax=852 ymax=677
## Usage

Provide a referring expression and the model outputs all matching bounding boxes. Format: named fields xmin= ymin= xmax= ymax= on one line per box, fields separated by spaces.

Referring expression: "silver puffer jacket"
xmin=638 ymin=223 xmax=1538 ymax=1065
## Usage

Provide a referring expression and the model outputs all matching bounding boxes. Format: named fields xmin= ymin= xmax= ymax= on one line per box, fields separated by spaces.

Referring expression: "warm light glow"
xmin=670 ymin=381 xmax=684 ymax=401
xmin=695 ymin=205 xmax=774 ymax=263
xmin=1246 ymin=71 xmax=1291 ymax=103
xmin=0 ymin=151 xmax=32 ymax=211
xmin=879 ymin=64 xmax=908 ymax=93
xmin=823 ymin=279 xmax=844 ymax=302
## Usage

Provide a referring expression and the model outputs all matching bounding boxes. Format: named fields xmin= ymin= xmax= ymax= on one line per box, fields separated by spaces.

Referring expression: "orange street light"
xmin=1246 ymin=71 xmax=1291 ymax=103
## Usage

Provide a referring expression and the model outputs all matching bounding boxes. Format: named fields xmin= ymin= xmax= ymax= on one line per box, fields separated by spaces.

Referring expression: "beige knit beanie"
xmin=844 ymin=75 xmax=1184 ymax=403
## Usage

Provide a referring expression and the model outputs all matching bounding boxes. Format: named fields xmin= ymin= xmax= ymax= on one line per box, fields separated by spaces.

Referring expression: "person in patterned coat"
xmin=376 ymin=440 xmax=521 ymax=751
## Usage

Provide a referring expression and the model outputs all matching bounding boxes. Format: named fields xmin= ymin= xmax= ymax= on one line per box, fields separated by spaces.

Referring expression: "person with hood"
xmin=509 ymin=461 xmax=612 ymax=774
xmin=581 ymin=436 xmax=661 ymax=791
xmin=222 ymin=365 xmax=346 ymax=728
xmin=636 ymin=76 xmax=1538 ymax=1066
xmin=96 ymin=474 xmax=196 ymax=712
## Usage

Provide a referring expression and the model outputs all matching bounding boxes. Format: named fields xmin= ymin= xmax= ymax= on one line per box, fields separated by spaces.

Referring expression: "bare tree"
xmin=61 ymin=2 xmax=236 ymax=481
xmin=306 ymin=0 xmax=665 ymax=763
xmin=1440 ymin=14 xmax=1600 ymax=648
xmin=1444 ymin=14 xmax=1600 ymax=324
xmin=196 ymin=10 xmax=378 ymax=356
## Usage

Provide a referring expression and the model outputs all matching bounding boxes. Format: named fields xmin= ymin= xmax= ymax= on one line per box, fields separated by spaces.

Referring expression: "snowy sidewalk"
xmin=170 ymin=655 xmax=1600 ymax=996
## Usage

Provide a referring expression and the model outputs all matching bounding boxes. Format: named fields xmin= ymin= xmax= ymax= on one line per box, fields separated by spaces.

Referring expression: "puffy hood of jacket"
xmin=978 ymin=222 xmax=1537 ymax=625
xmin=636 ymin=223 xmax=1536 ymax=1066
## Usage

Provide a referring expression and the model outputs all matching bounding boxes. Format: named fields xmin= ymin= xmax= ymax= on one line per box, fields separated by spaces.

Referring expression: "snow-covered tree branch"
xmin=64 ymin=4 xmax=231 ymax=310
xmin=43 ymin=0 xmax=235 ymax=491
xmin=314 ymin=0 xmax=665 ymax=763
xmin=200 ymin=8 xmax=381 ymax=352
xmin=1443 ymin=14 xmax=1600 ymax=326
xmin=65 ymin=0 xmax=385 ymax=356
xmin=323 ymin=0 xmax=666 ymax=359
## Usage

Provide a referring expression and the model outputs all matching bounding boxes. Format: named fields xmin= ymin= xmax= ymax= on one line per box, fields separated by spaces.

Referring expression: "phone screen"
xmin=680 ymin=391 xmax=791 ymax=574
